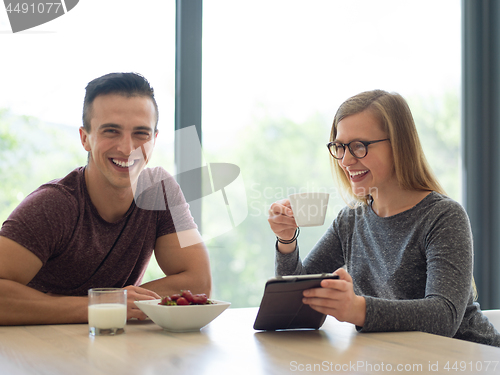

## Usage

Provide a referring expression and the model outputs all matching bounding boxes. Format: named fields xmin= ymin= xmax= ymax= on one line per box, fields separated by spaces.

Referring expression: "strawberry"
xmin=170 ymin=293 xmax=181 ymax=301
xmin=160 ymin=296 xmax=172 ymax=304
xmin=192 ymin=294 xmax=208 ymax=304
xmin=176 ymin=297 xmax=189 ymax=305
xmin=181 ymin=290 xmax=194 ymax=303
xmin=159 ymin=296 xmax=177 ymax=305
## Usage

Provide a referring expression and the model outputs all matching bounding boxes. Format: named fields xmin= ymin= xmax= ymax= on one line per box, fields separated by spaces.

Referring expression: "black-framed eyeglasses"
xmin=326 ymin=139 xmax=390 ymax=160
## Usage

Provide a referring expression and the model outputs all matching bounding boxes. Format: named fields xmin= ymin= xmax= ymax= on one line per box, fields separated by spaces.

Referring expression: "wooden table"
xmin=0 ymin=307 xmax=499 ymax=375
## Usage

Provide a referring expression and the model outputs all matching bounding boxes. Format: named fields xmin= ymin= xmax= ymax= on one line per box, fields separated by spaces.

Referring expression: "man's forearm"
xmin=140 ymin=271 xmax=211 ymax=298
xmin=0 ymin=279 xmax=88 ymax=325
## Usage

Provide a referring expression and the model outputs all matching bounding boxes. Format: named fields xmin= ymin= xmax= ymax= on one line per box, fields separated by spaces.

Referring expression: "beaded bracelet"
xmin=276 ymin=227 xmax=300 ymax=244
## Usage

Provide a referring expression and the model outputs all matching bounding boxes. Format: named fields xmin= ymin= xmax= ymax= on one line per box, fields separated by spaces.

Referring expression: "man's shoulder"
xmin=41 ymin=167 xmax=85 ymax=190
xmin=25 ymin=167 xmax=85 ymax=209
xmin=0 ymin=168 xmax=84 ymax=255
xmin=135 ymin=167 xmax=183 ymax=211
xmin=137 ymin=167 xmax=174 ymax=188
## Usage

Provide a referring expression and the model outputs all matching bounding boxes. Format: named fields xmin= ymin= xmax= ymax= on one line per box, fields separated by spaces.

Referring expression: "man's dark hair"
xmin=82 ymin=72 xmax=159 ymax=132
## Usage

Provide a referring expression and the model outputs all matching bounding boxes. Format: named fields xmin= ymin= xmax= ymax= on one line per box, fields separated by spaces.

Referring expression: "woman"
xmin=268 ymin=90 xmax=500 ymax=346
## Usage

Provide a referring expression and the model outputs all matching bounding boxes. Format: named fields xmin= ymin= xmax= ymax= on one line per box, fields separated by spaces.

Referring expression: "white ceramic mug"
xmin=288 ymin=192 xmax=330 ymax=227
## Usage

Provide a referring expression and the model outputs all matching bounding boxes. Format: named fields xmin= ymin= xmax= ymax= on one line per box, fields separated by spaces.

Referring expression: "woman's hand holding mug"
xmin=268 ymin=199 xmax=298 ymax=253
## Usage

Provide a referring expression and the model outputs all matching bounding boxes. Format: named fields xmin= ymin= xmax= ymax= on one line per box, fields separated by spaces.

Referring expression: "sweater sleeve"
xmin=360 ymin=201 xmax=473 ymax=337
xmin=275 ymin=223 xmax=345 ymax=276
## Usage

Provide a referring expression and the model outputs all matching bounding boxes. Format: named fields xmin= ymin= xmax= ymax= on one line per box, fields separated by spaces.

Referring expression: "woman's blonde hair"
xmin=330 ymin=89 xmax=446 ymax=204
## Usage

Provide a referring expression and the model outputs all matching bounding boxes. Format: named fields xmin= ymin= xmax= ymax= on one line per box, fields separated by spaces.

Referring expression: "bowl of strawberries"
xmin=134 ymin=290 xmax=230 ymax=332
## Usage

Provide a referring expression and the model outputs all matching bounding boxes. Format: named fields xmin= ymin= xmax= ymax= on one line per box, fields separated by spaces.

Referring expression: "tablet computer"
xmin=253 ymin=273 xmax=339 ymax=331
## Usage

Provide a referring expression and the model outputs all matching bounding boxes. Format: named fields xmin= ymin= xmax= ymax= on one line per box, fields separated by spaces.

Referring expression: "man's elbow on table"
xmin=191 ymin=268 xmax=212 ymax=297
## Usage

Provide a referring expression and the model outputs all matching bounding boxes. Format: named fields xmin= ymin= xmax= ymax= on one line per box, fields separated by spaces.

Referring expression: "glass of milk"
xmin=88 ymin=288 xmax=127 ymax=336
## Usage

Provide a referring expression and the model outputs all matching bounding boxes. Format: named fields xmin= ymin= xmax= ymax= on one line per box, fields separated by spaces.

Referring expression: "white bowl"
xmin=134 ymin=299 xmax=230 ymax=332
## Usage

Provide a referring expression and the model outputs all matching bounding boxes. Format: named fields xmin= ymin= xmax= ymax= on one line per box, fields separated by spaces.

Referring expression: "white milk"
xmin=88 ymin=303 xmax=127 ymax=329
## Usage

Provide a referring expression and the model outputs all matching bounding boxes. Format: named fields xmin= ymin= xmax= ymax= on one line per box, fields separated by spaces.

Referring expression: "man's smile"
xmin=110 ymin=158 xmax=138 ymax=169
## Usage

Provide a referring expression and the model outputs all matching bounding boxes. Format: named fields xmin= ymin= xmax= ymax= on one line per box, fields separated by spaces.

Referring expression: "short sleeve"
xmin=134 ymin=167 xmax=197 ymax=238
xmin=0 ymin=186 xmax=78 ymax=265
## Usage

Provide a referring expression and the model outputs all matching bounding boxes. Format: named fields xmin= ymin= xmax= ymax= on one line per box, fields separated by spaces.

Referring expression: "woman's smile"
xmin=348 ymin=169 xmax=369 ymax=181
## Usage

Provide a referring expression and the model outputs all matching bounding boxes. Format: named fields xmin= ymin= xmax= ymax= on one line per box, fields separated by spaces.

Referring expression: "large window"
xmin=0 ymin=1 xmax=462 ymax=307
xmin=202 ymin=0 xmax=461 ymax=307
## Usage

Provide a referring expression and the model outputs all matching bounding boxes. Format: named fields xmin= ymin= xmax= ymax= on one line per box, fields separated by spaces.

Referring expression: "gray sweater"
xmin=276 ymin=192 xmax=500 ymax=346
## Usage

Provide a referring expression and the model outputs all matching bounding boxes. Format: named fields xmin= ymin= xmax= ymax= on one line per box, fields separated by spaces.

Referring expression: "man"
xmin=0 ymin=72 xmax=211 ymax=325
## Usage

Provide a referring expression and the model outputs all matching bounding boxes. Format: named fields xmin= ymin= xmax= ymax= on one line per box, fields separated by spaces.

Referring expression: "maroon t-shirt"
xmin=0 ymin=167 xmax=196 ymax=296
